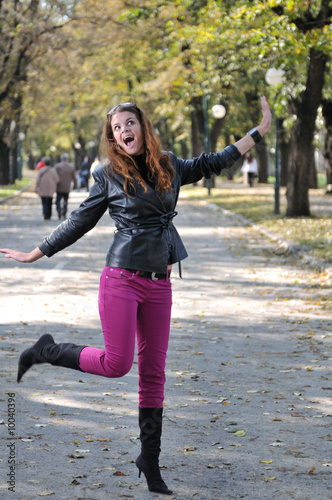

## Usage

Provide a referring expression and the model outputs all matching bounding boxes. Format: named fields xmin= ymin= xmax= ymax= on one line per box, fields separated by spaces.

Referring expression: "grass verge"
xmin=180 ymin=182 xmax=332 ymax=265
xmin=0 ymin=177 xmax=30 ymax=198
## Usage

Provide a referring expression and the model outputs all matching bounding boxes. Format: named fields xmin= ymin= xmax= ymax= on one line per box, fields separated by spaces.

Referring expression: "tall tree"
xmin=203 ymin=0 xmax=332 ymax=215
xmin=0 ymin=0 xmax=78 ymax=183
xmin=7 ymin=0 xmax=332 ymax=218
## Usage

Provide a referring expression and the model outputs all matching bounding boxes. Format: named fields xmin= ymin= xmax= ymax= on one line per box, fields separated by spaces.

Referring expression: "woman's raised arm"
xmin=233 ymin=96 xmax=272 ymax=156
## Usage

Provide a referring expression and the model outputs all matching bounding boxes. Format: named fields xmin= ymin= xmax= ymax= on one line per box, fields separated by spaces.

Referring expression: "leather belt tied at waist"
xmin=117 ymin=211 xmax=178 ymax=232
xmin=124 ymin=268 xmax=170 ymax=281
xmin=118 ymin=211 xmax=182 ymax=278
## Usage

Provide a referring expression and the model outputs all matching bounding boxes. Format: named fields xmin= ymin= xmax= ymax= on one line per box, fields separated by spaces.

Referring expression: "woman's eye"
xmin=114 ymin=125 xmax=120 ymax=131
xmin=127 ymin=120 xmax=134 ymax=125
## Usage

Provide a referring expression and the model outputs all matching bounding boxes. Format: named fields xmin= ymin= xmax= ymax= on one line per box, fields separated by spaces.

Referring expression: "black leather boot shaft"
xmin=17 ymin=334 xmax=85 ymax=382
xmin=136 ymin=407 xmax=172 ymax=495
xmin=46 ymin=341 xmax=85 ymax=369
xmin=139 ymin=407 xmax=163 ymax=461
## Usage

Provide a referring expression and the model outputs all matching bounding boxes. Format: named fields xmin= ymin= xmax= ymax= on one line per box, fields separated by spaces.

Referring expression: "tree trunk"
xmin=28 ymin=153 xmax=36 ymax=170
xmin=308 ymin=144 xmax=317 ymax=189
xmin=279 ymin=119 xmax=290 ymax=187
xmin=0 ymin=133 xmax=10 ymax=185
xmin=191 ymin=95 xmax=215 ymax=187
xmin=255 ymin=139 xmax=269 ymax=183
xmin=243 ymin=91 xmax=269 ymax=182
xmin=322 ymin=99 xmax=332 ymax=194
xmin=180 ymin=140 xmax=189 ymax=159
xmin=190 ymin=95 xmax=205 ymax=157
xmin=210 ymin=111 xmax=227 ymax=153
xmin=325 ymin=142 xmax=332 ymax=194
xmin=287 ymin=48 xmax=327 ymax=216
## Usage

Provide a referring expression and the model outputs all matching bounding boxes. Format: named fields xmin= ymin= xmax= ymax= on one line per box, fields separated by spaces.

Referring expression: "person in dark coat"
xmin=1 ymin=97 xmax=271 ymax=495
xmin=79 ymin=155 xmax=92 ymax=191
xmin=54 ymin=153 xmax=78 ymax=218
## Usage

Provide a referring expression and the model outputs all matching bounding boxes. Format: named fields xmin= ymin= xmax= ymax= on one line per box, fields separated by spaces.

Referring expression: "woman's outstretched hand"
xmin=257 ymin=96 xmax=272 ymax=136
xmin=0 ymin=247 xmax=45 ymax=263
xmin=234 ymin=96 xmax=272 ymax=156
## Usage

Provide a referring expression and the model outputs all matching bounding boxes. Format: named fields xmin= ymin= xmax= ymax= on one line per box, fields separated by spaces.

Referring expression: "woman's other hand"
xmin=0 ymin=247 xmax=45 ymax=263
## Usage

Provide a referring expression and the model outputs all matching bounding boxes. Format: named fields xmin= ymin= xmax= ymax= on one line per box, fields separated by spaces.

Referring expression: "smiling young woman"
xmin=1 ymin=97 xmax=271 ymax=495
xmin=111 ymin=111 xmax=144 ymax=155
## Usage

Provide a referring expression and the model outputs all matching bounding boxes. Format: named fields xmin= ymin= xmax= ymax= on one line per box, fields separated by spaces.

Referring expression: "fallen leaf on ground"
xmin=233 ymin=430 xmax=245 ymax=437
xmin=184 ymin=445 xmax=196 ymax=451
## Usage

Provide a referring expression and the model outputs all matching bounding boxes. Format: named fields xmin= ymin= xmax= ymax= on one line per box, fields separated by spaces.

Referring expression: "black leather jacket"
xmin=39 ymin=145 xmax=241 ymax=273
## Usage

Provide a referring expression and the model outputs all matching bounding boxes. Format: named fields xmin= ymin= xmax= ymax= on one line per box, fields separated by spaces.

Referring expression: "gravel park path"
xmin=0 ymin=178 xmax=331 ymax=500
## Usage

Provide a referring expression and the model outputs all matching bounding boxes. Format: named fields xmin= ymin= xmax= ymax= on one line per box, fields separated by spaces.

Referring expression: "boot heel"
xmin=136 ymin=454 xmax=172 ymax=495
xmin=136 ymin=408 xmax=173 ymax=495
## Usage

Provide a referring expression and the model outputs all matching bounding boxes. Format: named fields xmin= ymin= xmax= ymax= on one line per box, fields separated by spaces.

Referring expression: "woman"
xmin=35 ymin=156 xmax=60 ymax=219
xmin=241 ymin=151 xmax=259 ymax=187
xmin=1 ymin=97 xmax=271 ymax=495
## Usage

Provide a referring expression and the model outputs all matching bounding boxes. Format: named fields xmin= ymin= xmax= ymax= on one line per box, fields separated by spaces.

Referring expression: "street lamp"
xmin=88 ymin=140 xmax=96 ymax=161
xmin=265 ymin=67 xmax=285 ymax=215
xmin=17 ymin=131 xmax=25 ymax=180
xmin=211 ymin=104 xmax=226 ymax=120
xmin=9 ymin=120 xmax=16 ymax=184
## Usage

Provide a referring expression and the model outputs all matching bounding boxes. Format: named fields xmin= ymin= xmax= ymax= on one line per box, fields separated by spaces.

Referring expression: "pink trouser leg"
xmin=136 ymin=280 xmax=172 ymax=407
xmin=78 ymin=267 xmax=172 ymax=407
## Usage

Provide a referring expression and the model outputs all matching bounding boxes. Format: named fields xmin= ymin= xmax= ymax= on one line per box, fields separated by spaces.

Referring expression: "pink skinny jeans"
xmin=78 ymin=267 xmax=172 ymax=408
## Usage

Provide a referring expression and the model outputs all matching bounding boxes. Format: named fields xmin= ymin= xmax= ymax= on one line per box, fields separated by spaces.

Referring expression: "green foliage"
xmin=1 ymin=0 xmax=332 ymax=168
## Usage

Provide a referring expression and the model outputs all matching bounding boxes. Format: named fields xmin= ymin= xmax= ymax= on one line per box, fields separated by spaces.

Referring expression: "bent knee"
xmin=103 ymin=358 xmax=133 ymax=378
xmin=108 ymin=367 xmax=131 ymax=378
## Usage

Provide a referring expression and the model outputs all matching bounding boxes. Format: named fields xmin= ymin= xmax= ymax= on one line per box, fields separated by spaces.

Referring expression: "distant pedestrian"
xmin=79 ymin=155 xmax=92 ymax=191
xmin=34 ymin=157 xmax=59 ymax=220
xmin=35 ymin=159 xmax=45 ymax=171
xmin=1 ymin=97 xmax=271 ymax=495
xmin=54 ymin=154 xmax=78 ymax=219
xmin=90 ymin=156 xmax=101 ymax=178
xmin=241 ymin=152 xmax=258 ymax=187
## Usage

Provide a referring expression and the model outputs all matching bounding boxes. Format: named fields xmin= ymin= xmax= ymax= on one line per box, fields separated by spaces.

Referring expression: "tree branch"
xmin=273 ymin=0 xmax=332 ymax=33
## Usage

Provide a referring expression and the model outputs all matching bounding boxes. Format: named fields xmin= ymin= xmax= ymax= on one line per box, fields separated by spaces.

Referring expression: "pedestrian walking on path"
xmin=241 ymin=151 xmax=259 ymax=187
xmin=78 ymin=155 xmax=92 ymax=191
xmin=54 ymin=153 xmax=78 ymax=219
xmin=0 ymin=97 xmax=271 ymax=495
xmin=34 ymin=156 xmax=59 ymax=220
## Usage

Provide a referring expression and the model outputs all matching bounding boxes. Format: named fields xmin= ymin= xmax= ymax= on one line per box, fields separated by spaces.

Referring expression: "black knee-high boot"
xmin=17 ymin=334 xmax=85 ymax=383
xmin=135 ymin=407 xmax=173 ymax=495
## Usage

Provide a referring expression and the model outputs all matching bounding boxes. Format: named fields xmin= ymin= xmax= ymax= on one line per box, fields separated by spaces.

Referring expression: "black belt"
xmin=124 ymin=268 xmax=169 ymax=281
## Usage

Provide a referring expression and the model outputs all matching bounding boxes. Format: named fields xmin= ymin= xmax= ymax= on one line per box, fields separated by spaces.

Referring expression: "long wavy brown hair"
xmin=99 ymin=103 xmax=175 ymax=194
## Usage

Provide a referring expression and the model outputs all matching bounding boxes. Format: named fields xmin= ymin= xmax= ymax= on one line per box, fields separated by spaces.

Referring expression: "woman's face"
xmin=111 ymin=111 xmax=144 ymax=156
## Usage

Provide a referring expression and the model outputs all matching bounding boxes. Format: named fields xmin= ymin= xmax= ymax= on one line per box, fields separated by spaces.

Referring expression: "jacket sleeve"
xmin=39 ymin=170 xmax=109 ymax=257
xmin=171 ymin=144 xmax=242 ymax=186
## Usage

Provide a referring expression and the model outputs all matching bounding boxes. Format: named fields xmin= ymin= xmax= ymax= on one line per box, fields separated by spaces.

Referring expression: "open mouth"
xmin=123 ymin=136 xmax=134 ymax=146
